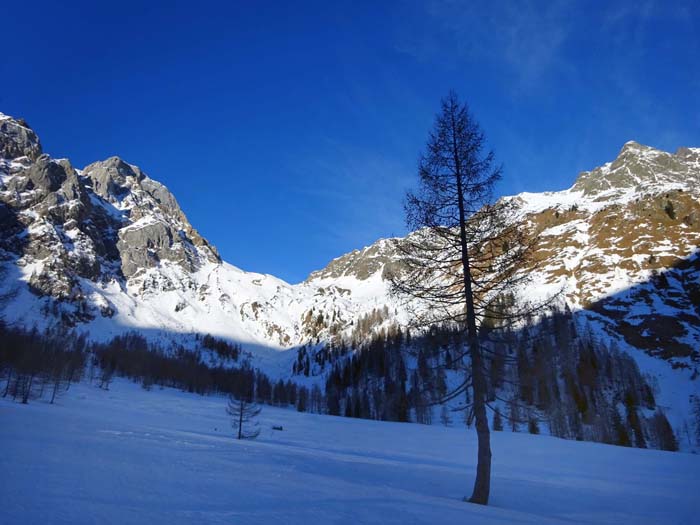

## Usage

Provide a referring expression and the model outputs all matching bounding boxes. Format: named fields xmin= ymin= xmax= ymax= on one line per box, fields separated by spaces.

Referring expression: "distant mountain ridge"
xmin=1 ymin=112 xmax=698 ymax=393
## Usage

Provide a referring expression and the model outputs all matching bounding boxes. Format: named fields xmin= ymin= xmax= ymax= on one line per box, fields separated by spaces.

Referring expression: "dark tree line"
xmin=0 ymin=321 xmax=87 ymax=404
xmin=1 ymin=315 xmax=680 ymax=454
xmin=90 ymin=332 xmax=324 ymax=413
xmin=0 ymin=320 xmax=322 ymax=416
xmin=324 ymin=326 xmax=411 ymax=421
xmin=200 ymin=334 xmax=242 ymax=361
xmin=489 ymin=308 xmax=677 ymax=451
xmin=293 ymin=304 xmax=679 ymax=452
xmin=90 ymin=333 xmax=312 ymax=409
xmin=93 ymin=332 xmax=251 ymax=395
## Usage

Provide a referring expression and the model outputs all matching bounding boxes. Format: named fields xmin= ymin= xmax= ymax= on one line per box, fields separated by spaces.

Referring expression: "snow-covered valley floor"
xmin=1 ymin=380 xmax=698 ymax=525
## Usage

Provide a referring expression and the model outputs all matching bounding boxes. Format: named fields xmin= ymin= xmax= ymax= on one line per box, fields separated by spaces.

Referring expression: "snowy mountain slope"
xmin=512 ymin=151 xmax=700 ymax=365
xmin=0 ymin=113 xmax=409 ymax=365
xmin=1 ymin=112 xmax=699 ymax=398
xmin=2 ymin=379 xmax=698 ymax=525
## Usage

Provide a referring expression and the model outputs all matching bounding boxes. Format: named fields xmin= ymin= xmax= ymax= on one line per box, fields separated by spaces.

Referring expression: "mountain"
xmin=509 ymin=142 xmax=700 ymax=364
xmin=0 ymin=113 xmax=405 ymax=360
xmin=1 ymin=112 xmax=699 ymax=419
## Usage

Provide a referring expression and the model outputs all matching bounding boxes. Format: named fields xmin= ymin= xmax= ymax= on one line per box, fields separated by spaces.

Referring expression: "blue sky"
xmin=2 ymin=1 xmax=698 ymax=283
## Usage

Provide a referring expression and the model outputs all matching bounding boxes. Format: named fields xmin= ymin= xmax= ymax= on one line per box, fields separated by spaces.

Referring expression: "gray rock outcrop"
xmin=0 ymin=114 xmax=42 ymax=161
xmin=0 ymin=112 xmax=221 ymax=322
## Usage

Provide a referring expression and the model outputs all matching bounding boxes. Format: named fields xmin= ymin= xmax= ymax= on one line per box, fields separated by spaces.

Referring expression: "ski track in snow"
xmin=1 ymin=378 xmax=698 ymax=525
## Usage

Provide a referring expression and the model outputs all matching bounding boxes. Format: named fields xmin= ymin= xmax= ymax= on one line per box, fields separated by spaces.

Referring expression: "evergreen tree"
xmin=651 ymin=410 xmax=678 ymax=451
xmin=612 ymin=410 xmax=631 ymax=447
xmin=297 ymin=387 xmax=308 ymax=412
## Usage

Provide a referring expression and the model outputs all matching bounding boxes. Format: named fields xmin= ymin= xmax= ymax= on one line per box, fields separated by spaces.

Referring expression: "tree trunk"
xmin=454 ymin=132 xmax=492 ymax=505
xmin=468 ymin=336 xmax=492 ymax=504
xmin=38 ymin=375 xmax=46 ymax=398
xmin=22 ymin=373 xmax=34 ymax=404
xmin=3 ymin=368 xmax=13 ymax=397
xmin=238 ymin=400 xmax=244 ymax=440
xmin=50 ymin=378 xmax=59 ymax=404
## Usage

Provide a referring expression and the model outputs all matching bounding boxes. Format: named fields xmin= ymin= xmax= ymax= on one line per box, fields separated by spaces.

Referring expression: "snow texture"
xmin=1 ymin=379 xmax=698 ymax=525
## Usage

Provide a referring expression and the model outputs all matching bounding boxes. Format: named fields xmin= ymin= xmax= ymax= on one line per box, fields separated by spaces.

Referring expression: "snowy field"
xmin=1 ymin=380 xmax=698 ymax=525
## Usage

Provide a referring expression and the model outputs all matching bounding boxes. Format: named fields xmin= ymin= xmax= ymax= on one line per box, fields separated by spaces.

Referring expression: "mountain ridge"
xmin=1 ymin=111 xmax=698 ymax=372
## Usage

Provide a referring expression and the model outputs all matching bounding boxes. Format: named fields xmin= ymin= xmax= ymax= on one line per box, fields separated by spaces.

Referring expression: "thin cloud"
xmin=394 ymin=0 xmax=574 ymax=88
xmin=291 ymin=139 xmax=413 ymax=252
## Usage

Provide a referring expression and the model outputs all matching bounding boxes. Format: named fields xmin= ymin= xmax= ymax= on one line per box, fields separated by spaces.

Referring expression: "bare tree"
xmin=693 ymin=395 xmax=700 ymax=447
xmin=391 ymin=91 xmax=536 ymax=505
xmin=226 ymin=392 xmax=261 ymax=440
xmin=49 ymin=363 xmax=70 ymax=404
xmin=98 ymin=364 xmax=114 ymax=390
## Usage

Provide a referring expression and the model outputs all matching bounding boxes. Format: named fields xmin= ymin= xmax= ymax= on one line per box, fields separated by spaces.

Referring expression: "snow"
xmin=87 ymin=192 xmax=127 ymax=220
xmin=1 ymin=379 xmax=698 ymax=525
xmin=509 ymin=188 xmax=588 ymax=215
xmin=0 ymin=158 xmax=29 ymax=183
xmin=506 ymin=141 xmax=698 ymax=218
xmin=119 ymin=214 xmax=162 ymax=232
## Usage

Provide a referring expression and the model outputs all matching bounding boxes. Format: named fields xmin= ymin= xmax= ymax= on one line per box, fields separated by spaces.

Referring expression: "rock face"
xmin=572 ymin=141 xmax=700 ymax=198
xmin=0 ymin=112 xmax=219 ymax=321
xmin=81 ymin=156 xmax=219 ymax=279
xmin=0 ymin=115 xmax=41 ymax=161
xmin=306 ymin=238 xmax=405 ymax=282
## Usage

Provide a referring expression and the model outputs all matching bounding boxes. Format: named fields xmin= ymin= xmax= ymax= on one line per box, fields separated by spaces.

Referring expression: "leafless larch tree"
xmin=391 ymin=91 xmax=539 ymax=505
xmin=227 ymin=391 xmax=262 ymax=440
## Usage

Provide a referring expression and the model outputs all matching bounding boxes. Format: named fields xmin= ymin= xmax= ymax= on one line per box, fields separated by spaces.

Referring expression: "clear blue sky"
xmin=2 ymin=1 xmax=698 ymax=283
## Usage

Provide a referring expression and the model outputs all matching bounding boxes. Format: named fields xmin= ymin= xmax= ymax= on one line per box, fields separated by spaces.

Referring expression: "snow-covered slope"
xmin=509 ymin=143 xmax=700 ymax=359
xmin=2 ymin=379 xmax=698 ymax=525
xmin=1 ymin=112 xmax=699 ymax=400
xmin=0 ymin=112 xmax=418 ymax=384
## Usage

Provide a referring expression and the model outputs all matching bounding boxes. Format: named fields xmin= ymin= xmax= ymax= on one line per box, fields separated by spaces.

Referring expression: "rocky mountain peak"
xmin=84 ymin=156 xmax=145 ymax=200
xmin=676 ymin=146 xmax=700 ymax=163
xmin=0 ymin=111 xmax=221 ymax=321
xmin=306 ymin=237 xmax=404 ymax=282
xmin=0 ymin=113 xmax=42 ymax=161
xmin=619 ymin=140 xmax=650 ymax=153
xmin=0 ymin=113 xmax=42 ymax=160
xmin=82 ymin=156 xmax=188 ymax=225
xmin=80 ymin=155 xmax=222 ymax=279
xmin=571 ymin=141 xmax=700 ymax=198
